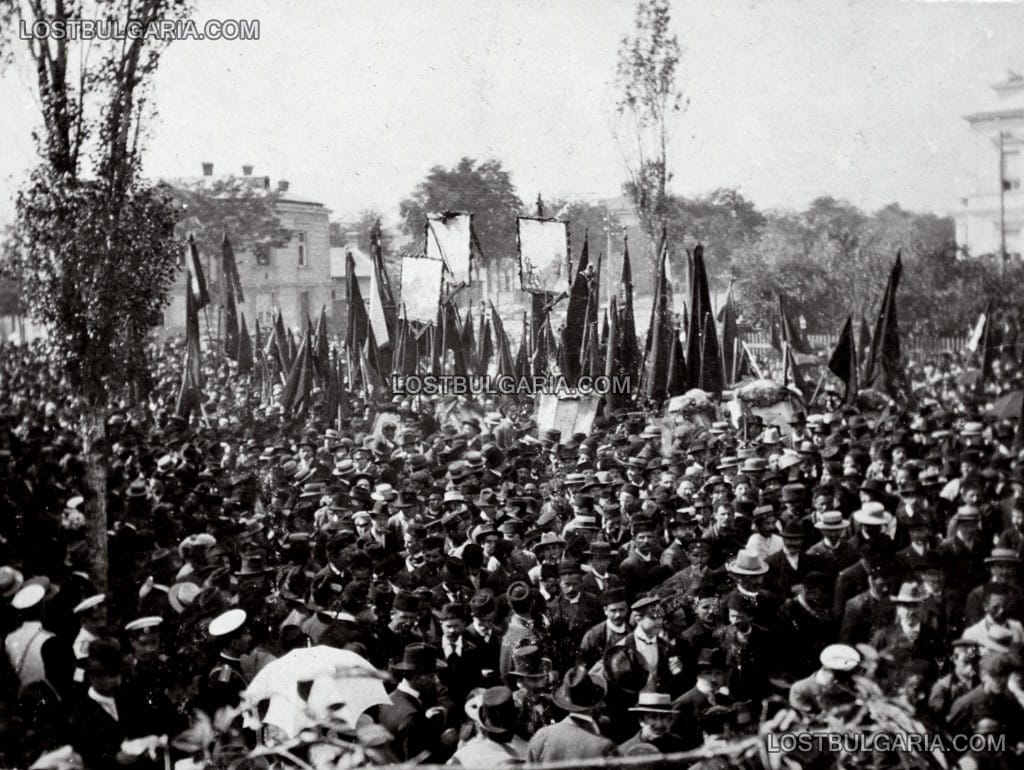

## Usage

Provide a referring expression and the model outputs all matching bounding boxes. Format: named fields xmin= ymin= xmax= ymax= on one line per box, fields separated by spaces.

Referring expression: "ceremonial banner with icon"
xmin=425 ymin=212 xmax=473 ymax=284
xmin=517 ymin=216 xmax=570 ymax=293
xmin=400 ymin=254 xmax=444 ymax=324
xmin=535 ymin=393 xmax=600 ymax=442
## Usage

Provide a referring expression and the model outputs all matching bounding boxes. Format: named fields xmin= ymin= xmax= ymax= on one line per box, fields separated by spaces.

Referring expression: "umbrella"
xmin=243 ymin=646 xmax=391 ymax=738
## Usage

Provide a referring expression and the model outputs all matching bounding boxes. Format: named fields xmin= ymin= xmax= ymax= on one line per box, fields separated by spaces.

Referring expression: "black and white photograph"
xmin=2 ymin=0 xmax=1024 ymax=768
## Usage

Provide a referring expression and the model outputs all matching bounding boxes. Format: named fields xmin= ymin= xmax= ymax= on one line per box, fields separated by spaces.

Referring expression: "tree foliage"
xmin=615 ymin=0 xmax=685 ymax=246
xmin=399 ymin=157 xmax=524 ymax=267
xmin=169 ymin=177 xmax=289 ymax=285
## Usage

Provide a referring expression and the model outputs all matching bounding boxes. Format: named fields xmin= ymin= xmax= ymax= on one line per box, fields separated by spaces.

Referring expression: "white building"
xmin=956 ymin=73 xmax=1024 ymax=260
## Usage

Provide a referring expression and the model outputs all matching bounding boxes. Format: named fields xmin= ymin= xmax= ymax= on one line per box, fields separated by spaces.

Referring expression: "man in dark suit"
xmin=68 ymin=638 xmax=163 ymax=770
xmin=464 ymin=590 xmax=501 ymax=677
xmin=773 ymin=571 xmax=836 ymax=680
xmin=765 ymin=521 xmax=811 ymax=599
xmin=546 ymin=561 xmax=603 ymax=670
xmin=840 ymin=564 xmax=895 ymax=645
xmin=580 ymin=541 xmax=623 ymax=595
xmin=615 ymin=596 xmax=689 ymax=697
xmin=435 ymin=603 xmax=483 ymax=707
xmin=833 ymin=539 xmax=893 ymax=622
xmin=379 ymin=643 xmax=455 ymax=763
xmin=579 ymin=587 xmax=631 ymax=667
xmin=870 ymin=582 xmax=945 ymax=672
xmin=805 ymin=512 xmax=858 ymax=581
xmin=619 ymin=517 xmax=671 ymax=601
xmin=672 ymin=648 xmax=732 ymax=749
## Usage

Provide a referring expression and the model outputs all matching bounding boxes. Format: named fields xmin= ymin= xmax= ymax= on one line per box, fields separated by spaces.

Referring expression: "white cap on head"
xmin=73 ymin=593 xmax=107 ymax=614
xmin=208 ymin=608 xmax=247 ymax=638
xmin=819 ymin=643 xmax=861 ymax=672
xmin=11 ymin=583 xmax=46 ymax=611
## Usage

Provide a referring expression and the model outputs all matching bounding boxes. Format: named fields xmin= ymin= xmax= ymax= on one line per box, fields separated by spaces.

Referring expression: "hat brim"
xmin=727 ymin=565 xmax=768 ymax=576
xmin=628 ymin=705 xmax=676 ymax=714
xmin=392 ymin=660 xmax=447 ymax=674
xmin=551 ymin=689 xmax=604 ymax=713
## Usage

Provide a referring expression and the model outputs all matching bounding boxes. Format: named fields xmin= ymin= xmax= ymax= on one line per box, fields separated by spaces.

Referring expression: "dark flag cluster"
xmin=174 ymin=225 xmax=918 ymax=426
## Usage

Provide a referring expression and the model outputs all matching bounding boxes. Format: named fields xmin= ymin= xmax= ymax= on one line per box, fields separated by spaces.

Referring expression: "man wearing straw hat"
xmin=619 ymin=692 xmax=686 ymax=754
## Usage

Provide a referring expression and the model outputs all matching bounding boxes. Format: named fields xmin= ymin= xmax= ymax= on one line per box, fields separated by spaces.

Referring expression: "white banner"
xmin=400 ymin=254 xmax=443 ymax=324
xmin=425 ymin=212 xmax=472 ymax=284
xmin=518 ymin=217 xmax=570 ymax=292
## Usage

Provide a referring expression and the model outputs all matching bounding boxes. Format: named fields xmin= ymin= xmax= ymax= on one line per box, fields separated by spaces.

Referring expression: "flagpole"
xmin=809 ymin=367 xmax=828 ymax=407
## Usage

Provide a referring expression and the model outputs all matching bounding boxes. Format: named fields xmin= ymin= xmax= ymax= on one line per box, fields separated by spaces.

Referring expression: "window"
xmin=297 ymin=232 xmax=307 ymax=267
xmin=1002 ymin=149 xmax=1021 ymax=191
xmin=255 ymin=244 xmax=270 ymax=266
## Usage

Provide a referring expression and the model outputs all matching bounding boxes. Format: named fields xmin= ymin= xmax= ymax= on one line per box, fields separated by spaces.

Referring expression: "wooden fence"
xmin=741 ymin=331 xmax=967 ymax=357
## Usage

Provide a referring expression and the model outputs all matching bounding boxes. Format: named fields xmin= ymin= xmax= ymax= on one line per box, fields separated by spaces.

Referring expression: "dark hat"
xmin=552 ymin=664 xmax=606 ymax=713
xmin=469 ymin=589 xmax=496 ymax=618
xmin=697 ymin=647 xmax=726 ymax=671
xmin=506 ymin=581 xmax=532 ymax=604
xmin=601 ymin=586 xmax=628 ymax=606
xmin=479 ymin=686 xmax=517 ymax=733
xmin=392 ymin=643 xmax=446 ymax=674
xmin=558 ymin=560 xmax=583 ymax=577
xmin=509 ymin=644 xmax=551 ymax=678
xmin=392 ymin=590 xmax=421 ymax=614
xmin=438 ymin=602 xmax=467 ymax=622
xmin=235 ymin=551 xmax=272 ymax=577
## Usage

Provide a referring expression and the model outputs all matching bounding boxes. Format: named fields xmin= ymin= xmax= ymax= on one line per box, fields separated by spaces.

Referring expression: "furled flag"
xmin=720 ymin=280 xmax=739 ymax=385
xmin=615 ymin=236 xmax=641 ymax=386
xmin=490 ymin=302 xmax=516 ymax=379
xmin=175 ymin=282 xmax=204 ymax=421
xmin=187 ymin=234 xmax=210 ymax=311
xmin=827 ymin=316 xmax=857 ymax=403
xmin=561 ymin=231 xmax=591 ymax=383
xmin=313 ymin=306 xmax=331 ymax=386
xmin=236 ymin=312 xmax=254 ymax=376
xmin=280 ymin=328 xmax=315 ymax=416
xmin=640 ymin=234 xmax=675 ymax=402
xmin=687 ymin=245 xmax=723 ymax=395
xmin=345 ymin=252 xmax=372 ymax=353
xmin=863 ymin=253 xmax=911 ymax=403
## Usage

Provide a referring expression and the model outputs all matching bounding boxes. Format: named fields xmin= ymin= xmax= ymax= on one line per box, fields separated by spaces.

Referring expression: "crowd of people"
xmin=0 ymin=336 xmax=1023 ymax=770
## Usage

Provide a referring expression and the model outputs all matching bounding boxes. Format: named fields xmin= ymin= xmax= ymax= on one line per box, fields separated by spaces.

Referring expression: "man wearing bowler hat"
xmin=526 ymin=664 xmax=618 ymax=762
xmin=672 ymin=648 xmax=733 ymax=750
xmin=380 ymin=642 xmax=455 ymax=763
xmin=579 ymin=587 xmax=631 ymax=668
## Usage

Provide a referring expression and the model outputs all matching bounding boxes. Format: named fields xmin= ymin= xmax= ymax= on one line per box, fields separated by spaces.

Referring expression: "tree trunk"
xmin=81 ymin=408 xmax=109 ymax=591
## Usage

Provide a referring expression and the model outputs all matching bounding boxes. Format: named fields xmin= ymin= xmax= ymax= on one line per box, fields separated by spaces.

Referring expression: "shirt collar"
xmin=397 ymin=680 xmax=421 ymax=700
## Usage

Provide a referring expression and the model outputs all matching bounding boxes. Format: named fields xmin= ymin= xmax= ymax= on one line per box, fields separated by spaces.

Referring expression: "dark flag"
xmin=686 ymin=245 xmax=723 ymax=394
xmin=222 ymin=234 xmax=245 ymax=302
xmin=667 ymin=325 xmax=687 ymax=397
xmin=360 ymin=335 xmax=387 ymax=401
xmin=698 ymin=311 xmax=724 ymax=398
xmin=561 ymin=231 xmax=591 ymax=383
xmin=313 ymin=306 xmax=331 ymax=385
xmin=345 ymin=252 xmax=371 ymax=353
xmin=281 ymin=328 xmax=315 ymax=416
xmin=720 ymin=281 xmax=739 ymax=385
xmin=778 ymin=293 xmax=811 ymax=354
xmin=236 ymin=312 xmax=254 ymax=376
xmin=863 ymin=253 xmax=911 ymax=403
xmin=604 ymin=297 xmax=620 ymax=382
xmin=858 ymin=314 xmax=872 ymax=376
xmin=274 ymin=310 xmax=292 ymax=373
xmin=770 ymin=319 xmax=782 ymax=354
xmin=515 ymin=312 xmax=532 ymax=380
xmin=640 ymin=235 xmax=675 ymax=402
xmin=617 ymin=236 xmax=642 ymax=385
xmin=175 ymin=283 xmax=204 ymax=420
xmin=827 ymin=316 xmax=857 ymax=403
xmin=461 ymin=302 xmax=477 ymax=373
xmin=783 ymin=341 xmax=810 ymax=401
xmin=223 ymin=287 xmax=240 ymax=360
xmin=489 ymin=302 xmax=516 ymax=378
xmin=477 ymin=311 xmax=493 ymax=375
xmin=441 ymin=300 xmax=468 ymax=376
xmin=187 ymin=234 xmax=211 ymax=311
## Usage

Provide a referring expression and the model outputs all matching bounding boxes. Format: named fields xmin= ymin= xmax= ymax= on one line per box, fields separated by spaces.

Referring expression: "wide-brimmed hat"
xmin=235 ymin=552 xmax=273 ymax=577
xmin=814 ymin=511 xmax=846 ymax=531
xmin=891 ymin=582 xmax=926 ymax=604
xmin=392 ymin=643 xmax=446 ymax=674
xmin=479 ymin=686 xmax=517 ymax=733
xmin=727 ymin=549 xmax=768 ymax=576
xmin=168 ymin=581 xmax=201 ymax=614
xmin=552 ymin=664 xmax=606 ymax=713
xmin=985 ymin=548 xmax=1021 ymax=566
xmin=852 ymin=502 xmax=888 ymax=526
xmin=0 ymin=566 xmax=24 ymax=599
xmin=628 ymin=692 xmax=675 ymax=714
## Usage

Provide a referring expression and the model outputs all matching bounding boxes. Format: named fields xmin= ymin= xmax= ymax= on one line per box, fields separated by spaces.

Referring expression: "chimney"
xmin=201 ymin=162 xmax=214 ymax=176
xmin=277 ymin=179 xmax=290 ymax=192
xmin=242 ymin=164 xmax=253 ymax=176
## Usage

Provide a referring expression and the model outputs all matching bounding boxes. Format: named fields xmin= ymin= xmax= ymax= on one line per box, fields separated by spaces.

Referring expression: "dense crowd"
xmin=0 ymin=336 xmax=1023 ymax=770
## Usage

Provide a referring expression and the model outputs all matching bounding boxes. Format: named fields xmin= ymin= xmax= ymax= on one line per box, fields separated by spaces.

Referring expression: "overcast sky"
xmin=1 ymin=0 xmax=1023 ymax=228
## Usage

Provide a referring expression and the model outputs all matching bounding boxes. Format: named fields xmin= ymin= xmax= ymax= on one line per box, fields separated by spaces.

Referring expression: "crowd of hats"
xmin=1 ymin=338 xmax=1024 ymax=765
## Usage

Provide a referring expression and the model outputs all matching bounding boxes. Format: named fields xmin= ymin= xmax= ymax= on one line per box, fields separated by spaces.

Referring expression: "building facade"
xmin=163 ymin=164 xmax=333 ymax=335
xmin=956 ymin=74 xmax=1024 ymax=260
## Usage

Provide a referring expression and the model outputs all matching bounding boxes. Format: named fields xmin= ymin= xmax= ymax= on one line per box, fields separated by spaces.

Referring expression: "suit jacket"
xmin=578 ymin=620 xmax=630 ymax=668
xmin=68 ymin=687 xmax=157 ymax=770
xmin=870 ymin=622 xmax=945 ymax=668
xmin=619 ymin=553 xmax=671 ymax=600
xmin=964 ymin=581 xmax=1024 ymax=626
xmin=464 ymin=623 xmax=501 ymax=674
xmin=438 ymin=635 xmax=484 ymax=704
xmin=660 ymin=540 xmax=690 ymax=573
xmin=526 ymin=716 xmax=618 ymax=763
xmin=832 ymin=560 xmax=868 ymax=621
xmin=840 ymin=591 xmax=894 ymax=645
xmin=616 ymin=631 xmax=690 ymax=698
xmin=805 ymin=539 xmax=859 ymax=577
xmin=379 ymin=688 xmax=446 ymax=763
xmin=580 ymin=571 xmax=623 ymax=596
xmin=765 ymin=550 xmax=811 ymax=598
xmin=773 ymin=598 xmax=836 ymax=679
xmin=672 ymin=685 xmax=733 ymax=749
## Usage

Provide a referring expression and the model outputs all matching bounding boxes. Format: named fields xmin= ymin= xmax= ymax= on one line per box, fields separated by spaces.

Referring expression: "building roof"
xmin=330 ymin=245 xmax=372 ymax=280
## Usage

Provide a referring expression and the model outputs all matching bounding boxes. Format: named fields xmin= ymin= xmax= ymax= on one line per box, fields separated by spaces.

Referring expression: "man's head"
xmin=632 ymin=597 xmax=664 ymax=636
xmin=983 ymin=583 xmax=1011 ymax=624
xmin=602 ymin=587 xmax=629 ymax=628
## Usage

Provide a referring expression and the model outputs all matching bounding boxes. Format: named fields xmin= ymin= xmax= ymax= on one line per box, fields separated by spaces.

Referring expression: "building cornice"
xmin=964 ymin=108 xmax=1024 ymax=124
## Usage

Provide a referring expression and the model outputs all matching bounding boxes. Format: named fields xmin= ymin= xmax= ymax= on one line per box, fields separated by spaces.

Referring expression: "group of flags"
xmin=175 ymin=221 xmax=919 ymax=426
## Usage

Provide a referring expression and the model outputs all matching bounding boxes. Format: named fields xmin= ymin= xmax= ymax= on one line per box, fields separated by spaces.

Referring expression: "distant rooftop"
xmin=163 ymin=162 xmax=323 ymax=207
